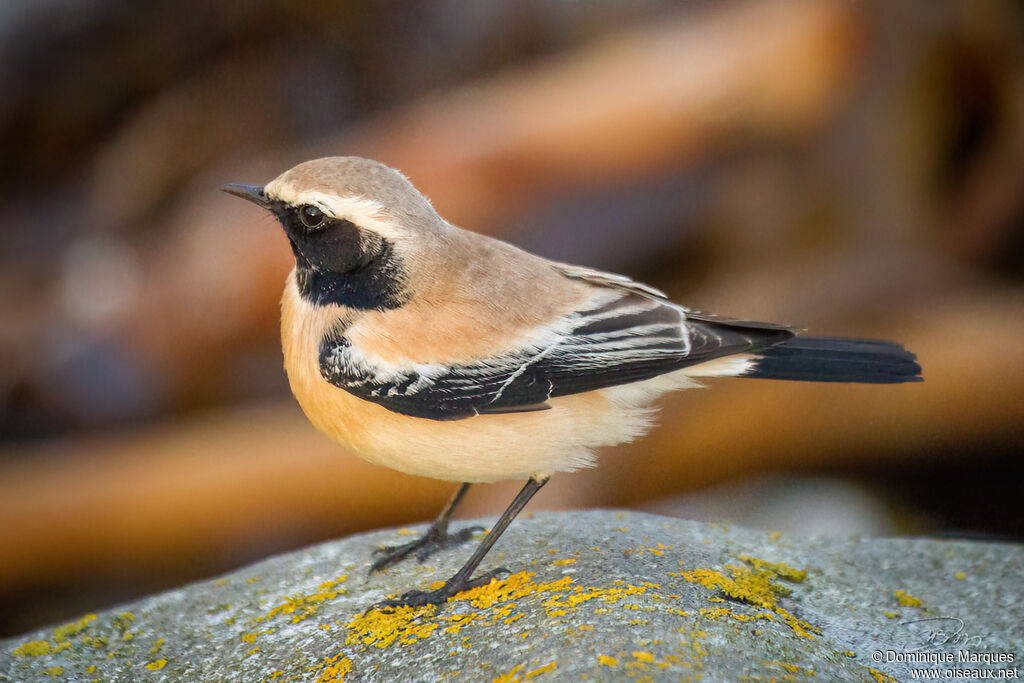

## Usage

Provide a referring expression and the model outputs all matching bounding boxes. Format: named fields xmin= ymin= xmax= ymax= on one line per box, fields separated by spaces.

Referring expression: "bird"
xmin=222 ymin=156 xmax=921 ymax=609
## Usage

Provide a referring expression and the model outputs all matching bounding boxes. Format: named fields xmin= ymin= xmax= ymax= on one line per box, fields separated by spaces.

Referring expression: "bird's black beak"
xmin=220 ymin=183 xmax=271 ymax=209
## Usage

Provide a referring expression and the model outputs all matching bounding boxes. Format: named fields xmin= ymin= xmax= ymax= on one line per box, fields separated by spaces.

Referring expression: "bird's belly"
xmin=287 ymin=369 xmax=655 ymax=483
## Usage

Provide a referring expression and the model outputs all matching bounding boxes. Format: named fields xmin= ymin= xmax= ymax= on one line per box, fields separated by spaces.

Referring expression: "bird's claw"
xmin=369 ymin=525 xmax=485 ymax=573
xmin=368 ymin=567 xmax=510 ymax=614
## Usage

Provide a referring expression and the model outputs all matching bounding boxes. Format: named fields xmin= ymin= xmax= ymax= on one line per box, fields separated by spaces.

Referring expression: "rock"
xmin=1 ymin=511 xmax=1021 ymax=682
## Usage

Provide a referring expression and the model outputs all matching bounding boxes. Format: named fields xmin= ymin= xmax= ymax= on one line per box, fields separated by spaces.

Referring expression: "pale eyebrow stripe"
xmin=265 ymin=181 xmax=407 ymax=241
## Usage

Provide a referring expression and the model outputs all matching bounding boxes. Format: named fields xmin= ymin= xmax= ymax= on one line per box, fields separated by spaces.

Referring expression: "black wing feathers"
xmin=319 ymin=293 xmax=797 ymax=421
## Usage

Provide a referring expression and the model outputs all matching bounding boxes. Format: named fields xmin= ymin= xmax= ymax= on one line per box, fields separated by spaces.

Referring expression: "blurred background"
xmin=1 ymin=0 xmax=1022 ymax=636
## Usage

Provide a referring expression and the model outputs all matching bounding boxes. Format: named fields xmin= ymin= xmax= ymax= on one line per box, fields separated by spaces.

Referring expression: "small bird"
xmin=222 ymin=156 xmax=921 ymax=609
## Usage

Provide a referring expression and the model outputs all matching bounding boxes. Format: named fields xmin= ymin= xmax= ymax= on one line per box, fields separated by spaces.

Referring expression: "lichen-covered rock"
xmin=1 ymin=511 xmax=1021 ymax=682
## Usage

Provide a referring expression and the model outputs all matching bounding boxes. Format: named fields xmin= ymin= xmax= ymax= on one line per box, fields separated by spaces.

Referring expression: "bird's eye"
xmin=299 ymin=205 xmax=326 ymax=229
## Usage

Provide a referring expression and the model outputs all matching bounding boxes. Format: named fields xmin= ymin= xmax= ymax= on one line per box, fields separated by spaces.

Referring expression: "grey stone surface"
xmin=1 ymin=510 xmax=1021 ymax=682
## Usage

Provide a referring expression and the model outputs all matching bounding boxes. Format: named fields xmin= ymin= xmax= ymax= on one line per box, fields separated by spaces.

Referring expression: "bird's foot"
xmin=369 ymin=567 xmax=510 ymax=613
xmin=369 ymin=524 xmax=484 ymax=573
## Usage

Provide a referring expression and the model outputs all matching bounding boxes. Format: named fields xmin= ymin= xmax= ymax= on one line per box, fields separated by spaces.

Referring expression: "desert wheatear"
xmin=223 ymin=157 xmax=920 ymax=608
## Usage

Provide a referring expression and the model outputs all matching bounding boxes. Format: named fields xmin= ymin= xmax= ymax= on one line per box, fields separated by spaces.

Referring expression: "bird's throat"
xmin=293 ymin=252 xmax=409 ymax=310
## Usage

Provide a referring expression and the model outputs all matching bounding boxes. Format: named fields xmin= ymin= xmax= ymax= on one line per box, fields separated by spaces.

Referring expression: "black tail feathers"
xmin=746 ymin=337 xmax=922 ymax=384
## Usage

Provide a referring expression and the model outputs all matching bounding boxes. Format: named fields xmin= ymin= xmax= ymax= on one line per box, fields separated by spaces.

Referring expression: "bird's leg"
xmin=372 ymin=476 xmax=548 ymax=611
xmin=370 ymin=482 xmax=482 ymax=572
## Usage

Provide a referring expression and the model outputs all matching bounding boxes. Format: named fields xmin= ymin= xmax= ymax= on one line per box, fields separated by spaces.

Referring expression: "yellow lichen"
xmin=678 ymin=556 xmax=819 ymax=638
xmin=492 ymin=605 xmax=515 ymax=620
xmin=865 ymin=667 xmax=897 ymax=683
xmin=699 ymin=607 xmax=774 ymax=624
xmin=954 ymin=571 xmax=966 ymax=580
xmin=453 ymin=572 xmax=572 ymax=609
xmin=624 ymin=650 xmax=680 ymax=672
xmin=12 ymin=640 xmax=53 ymax=656
xmin=43 ymin=667 xmax=64 ymax=677
xmin=82 ymin=635 xmax=107 ymax=649
xmin=241 ymin=629 xmax=273 ymax=643
xmin=738 ymin=555 xmax=807 ymax=582
xmin=145 ymin=659 xmax=168 ymax=671
xmin=245 ymin=647 xmax=260 ymax=657
xmin=679 ymin=568 xmax=774 ymax=609
xmin=526 ymin=661 xmax=557 ymax=677
xmin=552 ymin=559 xmax=576 ymax=566
xmin=882 ymin=610 xmax=900 ymax=619
xmin=893 ymin=590 xmax=923 ymax=608
xmin=316 ymin=653 xmax=353 ymax=682
xmin=53 ymin=614 xmax=97 ymax=641
xmin=148 ymin=637 xmax=164 ymax=654
xmin=440 ymin=612 xmax=477 ymax=634
xmin=343 ymin=572 xmax=679 ymax=653
xmin=86 ymin=665 xmax=97 ymax=674
xmin=542 ymin=582 xmax=647 ymax=612
xmin=259 ymin=575 xmax=348 ymax=624
xmin=346 ymin=605 xmax=440 ymax=648
xmin=492 ymin=664 xmax=524 ymax=682
xmin=840 ymin=650 xmax=856 ymax=658
xmin=597 ymin=655 xmax=619 ymax=666
xmin=760 ymin=659 xmax=816 ymax=677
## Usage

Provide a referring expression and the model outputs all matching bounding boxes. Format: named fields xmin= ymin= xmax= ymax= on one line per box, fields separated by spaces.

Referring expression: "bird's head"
xmin=222 ymin=157 xmax=440 ymax=310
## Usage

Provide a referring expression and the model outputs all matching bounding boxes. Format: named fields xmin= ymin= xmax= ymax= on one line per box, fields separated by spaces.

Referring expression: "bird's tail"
xmin=745 ymin=337 xmax=922 ymax=384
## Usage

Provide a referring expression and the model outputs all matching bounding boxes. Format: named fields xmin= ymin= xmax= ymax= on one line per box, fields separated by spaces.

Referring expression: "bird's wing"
xmin=319 ymin=284 xmax=795 ymax=421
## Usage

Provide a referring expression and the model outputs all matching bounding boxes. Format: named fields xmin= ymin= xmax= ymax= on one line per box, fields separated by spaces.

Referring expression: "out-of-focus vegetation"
xmin=0 ymin=0 xmax=1022 ymax=635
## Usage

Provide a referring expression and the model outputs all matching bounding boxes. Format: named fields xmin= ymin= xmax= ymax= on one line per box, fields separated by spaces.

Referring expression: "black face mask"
xmin=272 ymin=202 xmax=410 ymax=310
